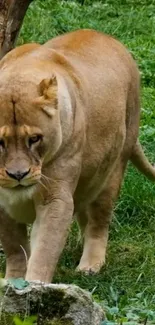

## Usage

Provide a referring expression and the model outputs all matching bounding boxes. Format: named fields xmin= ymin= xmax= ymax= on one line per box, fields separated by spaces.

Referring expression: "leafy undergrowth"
xmin=1 ymin=0 xmax=155 ymax=324
xmin=13 ymin=316 xmax=37 ymax=325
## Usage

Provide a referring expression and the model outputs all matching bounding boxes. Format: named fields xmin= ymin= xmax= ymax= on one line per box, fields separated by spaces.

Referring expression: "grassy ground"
xmin=3 ymin=0 xmax=155 ymax=324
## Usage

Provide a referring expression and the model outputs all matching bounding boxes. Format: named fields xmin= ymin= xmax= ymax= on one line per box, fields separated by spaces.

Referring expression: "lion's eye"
xmin=0 ymin=139 xmax=5 ymax=148
xmin=29 ymin=135 xmax=42 ymax=147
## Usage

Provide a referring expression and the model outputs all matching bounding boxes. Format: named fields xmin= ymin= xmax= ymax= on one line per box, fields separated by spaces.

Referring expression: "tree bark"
xmin=0 ymin=0 xmax=33 ymax=59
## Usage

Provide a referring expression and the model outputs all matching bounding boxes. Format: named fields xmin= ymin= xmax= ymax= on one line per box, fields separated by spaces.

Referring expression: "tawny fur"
xmin=0 ymin=29 xmax=154 ymax=282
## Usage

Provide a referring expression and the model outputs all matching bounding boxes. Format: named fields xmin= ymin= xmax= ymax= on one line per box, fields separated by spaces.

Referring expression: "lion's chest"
xmin=0 ymin=190 xmax=36 ymax=223
xmin=9 ymin=200 xmax=35 ymax=223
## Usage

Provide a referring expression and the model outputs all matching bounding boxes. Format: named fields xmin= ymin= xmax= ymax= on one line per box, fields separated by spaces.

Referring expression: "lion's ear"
xmin=35 ymin=76 xmax=58 ymax=117
xmin=39 ymin=76 xmax=57 ymax=99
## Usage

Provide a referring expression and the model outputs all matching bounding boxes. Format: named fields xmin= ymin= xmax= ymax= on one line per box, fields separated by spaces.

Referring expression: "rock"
xmin=0 ymin=282 xmax=104 ymax=324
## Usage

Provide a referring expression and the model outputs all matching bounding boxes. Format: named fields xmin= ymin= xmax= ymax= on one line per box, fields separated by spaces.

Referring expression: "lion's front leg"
xmin=0 ymin=210 xmax=29 ymax=279
xmin=26 ymin=194 xmax=73 ymax=283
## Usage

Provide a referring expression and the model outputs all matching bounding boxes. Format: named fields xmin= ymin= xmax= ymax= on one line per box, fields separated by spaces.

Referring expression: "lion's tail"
xmin=130 ymin=140 xmax=155 ymax=181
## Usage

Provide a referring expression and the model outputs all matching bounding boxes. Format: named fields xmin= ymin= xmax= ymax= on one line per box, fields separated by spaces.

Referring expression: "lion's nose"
xmin=6 ymin=169 xmax=30 ymax=181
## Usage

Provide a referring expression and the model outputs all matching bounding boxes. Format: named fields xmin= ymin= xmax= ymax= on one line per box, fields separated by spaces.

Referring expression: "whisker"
xmin=41 ymin=174 xmax=52 ymax=180
xmin=41 ymin=174 xmax=52 ymax=184
xmin=20 ymin=245 xmax=28 ymax=266
xmin=41 ymin=174 xmax=50 ymax=182
xmin=39 ymin=180 xmax=48 ymax=191
xmin=41 ymin=174 xmax=61 ymax=185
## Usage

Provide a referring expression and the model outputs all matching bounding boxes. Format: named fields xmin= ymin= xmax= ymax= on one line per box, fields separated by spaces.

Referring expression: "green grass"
xmin=2 ymin=0 xmax=155 ymax=324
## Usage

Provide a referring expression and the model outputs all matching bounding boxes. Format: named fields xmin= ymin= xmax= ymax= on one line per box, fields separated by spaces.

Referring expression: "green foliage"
xmin=19 ymin=0 xmax=155 ymax=87
xmin=13 ymin=316 xmax=37 ymax=325
xmin=13 ymin=315 xmax=73 ymax=325
xmin=0 ymin=0 xmax=154 ymax=324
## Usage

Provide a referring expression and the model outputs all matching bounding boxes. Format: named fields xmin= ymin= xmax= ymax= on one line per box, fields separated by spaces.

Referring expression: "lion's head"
xmin=0 ymin=45 xmax=68 ymax=200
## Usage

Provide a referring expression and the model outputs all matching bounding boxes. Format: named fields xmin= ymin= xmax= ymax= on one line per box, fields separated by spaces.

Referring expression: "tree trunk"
xmin=0 ymin=0 xmax=33 ymax=59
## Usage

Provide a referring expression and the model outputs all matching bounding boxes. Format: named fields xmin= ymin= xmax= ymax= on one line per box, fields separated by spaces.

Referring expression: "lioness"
xmin=0 ymin=29 xmax=154 ymax=283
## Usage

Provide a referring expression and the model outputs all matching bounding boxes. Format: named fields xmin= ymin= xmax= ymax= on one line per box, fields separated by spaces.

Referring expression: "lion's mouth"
xmin=0 ymin=181 xmax=38 ymax=203
xmin=13 ymin=183 xmax=36 ymax=190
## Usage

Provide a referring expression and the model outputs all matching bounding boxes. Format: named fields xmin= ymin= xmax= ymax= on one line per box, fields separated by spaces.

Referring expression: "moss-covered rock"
xmin=0 ymin=282 xmax=104 ymax=325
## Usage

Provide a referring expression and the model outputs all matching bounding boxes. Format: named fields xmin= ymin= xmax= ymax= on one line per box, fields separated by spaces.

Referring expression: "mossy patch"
xmin=47 ymin=320 xmax=73 ymax=325
xmin=0 ymin=288 xmax=76 ymax=325
xmin=29 ymin=288 xmax=76 ymax=322
xmin=0 ymin=313 xmax=14 ymax=325
xmin=0 ymin=313 xmax=73 ymax=325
